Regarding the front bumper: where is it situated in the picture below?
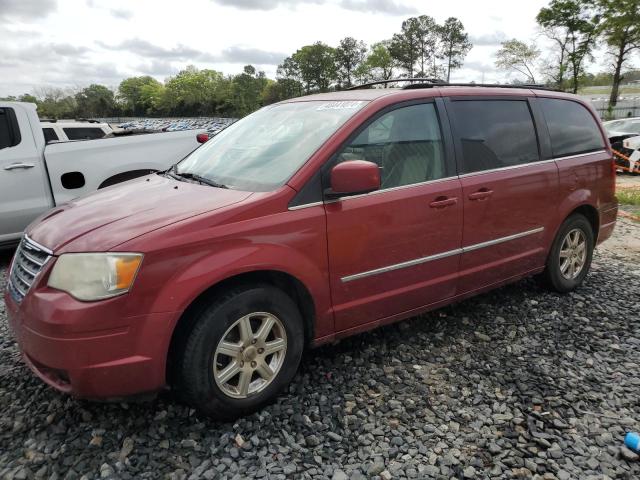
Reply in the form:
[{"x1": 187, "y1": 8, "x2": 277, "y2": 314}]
[{"x1": 4, "y1": 287, "x2": 178, "y2": 399}]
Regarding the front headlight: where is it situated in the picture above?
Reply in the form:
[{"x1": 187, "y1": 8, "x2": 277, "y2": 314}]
[{"x1": 48, "y1": 253, "x2": 143, "y2": 301}]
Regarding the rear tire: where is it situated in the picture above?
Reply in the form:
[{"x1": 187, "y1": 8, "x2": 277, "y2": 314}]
[
  {"x1": 174, "y1": 284, "x2": 304, "y2": 419},
  {"x1": 541, "y1": 214, "x2": 594, "y2": 293}
]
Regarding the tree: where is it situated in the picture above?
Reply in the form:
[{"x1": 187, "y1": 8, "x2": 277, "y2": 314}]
[
  {"x1": 537, "y1": 0, "x2": 600, "y2": 93},
  {"x1": 118, "y1": 76, "x2": 164, "y2": 115},
  {"x1": 262, "y1": 78, "x2": 304, "y2": 104},
  {"x1": 597, "y1": 0, "x2": 640, "y2": 107},
  {"x1": 389, "y1": 18, "x2": 421, "y2": 77},
  {"x1": 34, "y1": 87, "x2": 77, "y2": 119},
  {"x1": 232, "y1": 65, "x2": 269, "y2": 116},
  {"x1": 439, "y1": 17, "x2": 472, "y2": 82},
  {"x1": 75, "y1": 84, "x2": 116, "y2": 117},
  {"x1": 365, "y1": 41, "x2": 396, "y2": 82},
  {"x1": 290, "y1": 42, "x2": 337, "y2": 93},
  {"x1": 335, "y1": 37, "x2": 367, "y2": 88},
  {"x1": 161, "y1": 66, "x2": 229, "y2": 116},
  {"x1": 495, "y1": 39, "x2": 541, "y2": 83}
]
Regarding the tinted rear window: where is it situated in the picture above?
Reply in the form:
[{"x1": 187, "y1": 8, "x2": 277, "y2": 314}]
[
  {"x1": 43, "y1": 127, "x2": 59, "y2": 143},
  {"x1": 63, "y1": 127, "x2": 105, "y2": 140},
  {"x1": 0, "y1": 108, "x2": 21, "y2": 150},
  {"x1": 539, "y1": 98, "x2": 605, "y2": 157},
  {"x1": 448, "y1": 99, "x2": 539, "y2": 174}
]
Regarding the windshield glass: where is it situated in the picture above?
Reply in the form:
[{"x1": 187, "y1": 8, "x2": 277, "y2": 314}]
[
  {"x1": 607, "y1": 119, "x2": 640, "y2": 134},
  {"x1": 176, "y1": 100, "x2": 367, "y2": 191}
]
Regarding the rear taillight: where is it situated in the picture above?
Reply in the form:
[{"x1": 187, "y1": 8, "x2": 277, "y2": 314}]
[
  {"x1": 196, "y1": 133, "x2": 209, "y2": 144},
  {"x1": 611, "y1": 155, "x2": 617, "y2": 194}
]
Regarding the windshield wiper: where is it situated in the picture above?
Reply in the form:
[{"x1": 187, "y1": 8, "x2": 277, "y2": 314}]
[{"x1": 173, "y1": 170, "x2": 228, "y2": 189}]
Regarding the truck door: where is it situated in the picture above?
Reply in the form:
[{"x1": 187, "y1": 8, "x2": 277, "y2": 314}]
[{"x1": 0, "y1": 105, "x2": 51, "y2": 244}]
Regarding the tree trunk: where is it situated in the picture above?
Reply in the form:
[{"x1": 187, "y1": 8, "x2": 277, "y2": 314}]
[{"x1": 609, "y1": 42, "x2": 626, "y2": 108}]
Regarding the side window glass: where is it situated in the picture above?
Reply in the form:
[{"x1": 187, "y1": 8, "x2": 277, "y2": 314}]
[
  {"x1": 43, "y1": 128, "x2": 59, "y2": 143},
  {"x1": 0, "y1": 108, "x2": 21, "y2": 150},
  {"x1": 539, "y1": 98, "x2": 606, "y2": 157},
  {"x1": 63, "y1": 127, "x2": 106, "y2": 140},
  {"x1": 449, "y1": 100, "x2": 539, "y2": 174},
  {"x1": 336, "y1": 103, "x2": 446, "y2": 189}
]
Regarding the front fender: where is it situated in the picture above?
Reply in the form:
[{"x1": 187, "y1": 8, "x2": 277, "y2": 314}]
[{"x1": 123, "y1": 206, "x2": 333, "y2": 340}]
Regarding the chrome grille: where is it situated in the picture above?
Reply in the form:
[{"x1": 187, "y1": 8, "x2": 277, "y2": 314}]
[{"x1": 8, "y1": 236, "x2": 52, "y2": 303}]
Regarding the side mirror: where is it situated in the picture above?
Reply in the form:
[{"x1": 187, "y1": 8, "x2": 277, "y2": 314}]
[{"x1": 327, "y1": 160, "x2": 381, "y2": 198}]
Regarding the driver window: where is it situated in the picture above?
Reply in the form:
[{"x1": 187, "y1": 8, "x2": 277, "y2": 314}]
[{"x1": 336, "y1": 103, "x2": 446, "y2": 189}]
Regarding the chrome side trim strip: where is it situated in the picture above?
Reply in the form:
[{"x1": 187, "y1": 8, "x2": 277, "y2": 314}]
[
  {"x1": 325, "y1": 176, "x2": 457, "y2": 204},
  {"x1": 288, "y1": 201, "x2": 324, "y2": 211},
  {"x1": 340, "y1": 227, "x2": 544, "y2": 283},
  {"x1": 341, "y1": 248, "x2": 462, "y2": 283},
  {"x1": 456, "y1": 150, "x2": 606, "y2": 179},
  {"x1": 553, "y1": 150, "x2": 607, "y2": 162},
  {"x1": 457, "y1": 158, "x2": 556, "y2": 179},
  {"x1": 462, "y1": 227, "x2": 544, "y2": 253}
]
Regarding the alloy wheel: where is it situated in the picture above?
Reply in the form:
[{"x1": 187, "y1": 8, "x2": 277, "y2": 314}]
[
  {"x1": 559, "y1": 228, "x2": 587, "y2": 280},
  {"x1": 213, "y1": 312, "x2": 287, "y2": 399}
]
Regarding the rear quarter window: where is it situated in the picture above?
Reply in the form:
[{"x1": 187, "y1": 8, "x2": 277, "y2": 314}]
[
  {"x1": 63, "y1": 127, "x2": 106, "y2": 140},
  {"x1": 539, "y1": 98, "x2": 605, "y2": 158},
  {"x1": 0, "y1": 108, "x2": 21, "y2": 150},
  {"x1": 43, "y1": 127, "x2": 59, "y2": 143}
]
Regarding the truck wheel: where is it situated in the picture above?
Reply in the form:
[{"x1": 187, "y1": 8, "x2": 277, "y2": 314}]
[
  {"x1": 175, "y1": 284, "x2": 304, "y2": 419},
  {"x1": 541, "y1": 214, "x2": 594, "y2": 293}
]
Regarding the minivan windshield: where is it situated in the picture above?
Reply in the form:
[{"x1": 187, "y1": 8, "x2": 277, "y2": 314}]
[{"x1": 176, "y1": 100, "x2": 367, "y2": 191}]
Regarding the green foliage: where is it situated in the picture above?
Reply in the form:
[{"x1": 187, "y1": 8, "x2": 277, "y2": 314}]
[
  {"x1": 495, "y1": 39, "x2": 541, "y2": 83},
  {"x1": 537, "y1": 0, "x2": 600, "y2": 93},
  {"x1": 617, "y1": 187, "x2": 640, "y2": 206},
  {"x1": 291, "y1": 42, "x2": 337, "y2": 93},
  {"x1": 439, "y1": 17, "x2": 472, "y2": 82},
  {"x1": 335, "y1": 37, "x2": 367, "y2": 88},
  {"x1": 75, "y1": 84, "x2": 117, "y2": 117},
  {"x1": 388, "y1": 15, "x2": 471, "y2": 80},
  {"x1": 596, "y1": 0, "x2": 640, "y2": 106},
  {"x1": 118, "y1": 76, "x2": 164, "y2": 116},
  {"x1": 364, "y1": 41, "x2": 396, "y2": 82}
]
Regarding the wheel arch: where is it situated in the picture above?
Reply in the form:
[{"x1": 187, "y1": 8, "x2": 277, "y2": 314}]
[
  {"x1": 166, "y1": 269, "x2": 316, "y2": 385},
  {"x1": 567, "y1": 203, "x2": 599, "y2": 241}
]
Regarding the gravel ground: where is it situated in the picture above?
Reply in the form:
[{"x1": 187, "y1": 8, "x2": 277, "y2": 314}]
[{"x1": 1, "y1": 218, "x2": 639, "y2": 480}]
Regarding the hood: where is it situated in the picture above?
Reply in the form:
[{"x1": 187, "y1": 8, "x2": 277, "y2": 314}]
[{"x1": 27, "y1": 174, "x2": 252, "y2": 252}]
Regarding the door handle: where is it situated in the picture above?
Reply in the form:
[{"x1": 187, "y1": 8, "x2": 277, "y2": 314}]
[
  {"x1": 468, "y1": 189, "x2": 493, "y2": 201},
  {"x1": 4, "y1": 163, "x2": 35, "y2": 170},
  {"x1": 429, "y1": 196, "x2": 458, "y2": 208}
]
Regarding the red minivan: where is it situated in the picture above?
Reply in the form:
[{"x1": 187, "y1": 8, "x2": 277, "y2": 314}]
[{"x1": 5, "y1": 83, "x2": 617, "y2": 418}]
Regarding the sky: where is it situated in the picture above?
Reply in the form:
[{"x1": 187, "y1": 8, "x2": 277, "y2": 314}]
[{"x1": 0, "y1": 0, "x2": 611, "y2": 97}]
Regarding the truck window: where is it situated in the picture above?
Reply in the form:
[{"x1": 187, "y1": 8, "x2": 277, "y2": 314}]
[
  {"x1": 448, "y1": 99, "x2": 539, "y2": 174},
  {"x1": 0, "y1": 108, "x2": 22, "y2": 150},
  {"x1": 63, "y1": 127, "x2": 106, "y2": 140},
  {"x1": 539, "y1": 98, "x2": 605, "y2": 158},
  {"x1": 43, "y1": 128, "x2": 59, "y2": 143}
]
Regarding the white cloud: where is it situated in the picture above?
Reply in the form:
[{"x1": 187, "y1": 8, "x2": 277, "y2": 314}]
[{"x1": 0, "y1": 0, "x2": 608, "y2": 96}]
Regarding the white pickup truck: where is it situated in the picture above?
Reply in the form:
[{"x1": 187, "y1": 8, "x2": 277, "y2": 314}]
[{"x1": 0, "y1": 102, "x2": 207, "y2": 248}]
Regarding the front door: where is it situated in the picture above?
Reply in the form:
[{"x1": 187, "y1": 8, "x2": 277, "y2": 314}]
[
  {"x1": 445, "y1": 97, "x2": 559, "y2": 293},
  {"x1": 0, "y1": 106, "x2": 51, "y2": 243},
  {"x1": 325, "y1": 101, "x2": 463, "y2": 332}
]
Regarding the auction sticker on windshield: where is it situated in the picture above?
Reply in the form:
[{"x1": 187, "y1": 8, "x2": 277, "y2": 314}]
[{"x1": 316, "y1": 101, "x2": 365, "y2": 111}]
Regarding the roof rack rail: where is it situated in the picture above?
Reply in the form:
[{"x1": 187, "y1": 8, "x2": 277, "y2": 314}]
[
  {"x1": 347, "y1": 78, "x2": 446, "y2": 90},
  {"x1": 348, "y1": 78, "x2": 562, "y2": 92},
  {"x1": 403, "y1": 82, "x2": 561, "y2": 92},
  {"x1": 40, "y1": 118, "x2": 57, "y2": 123}
]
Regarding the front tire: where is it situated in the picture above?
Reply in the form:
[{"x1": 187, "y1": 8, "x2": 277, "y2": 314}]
[
  {"x1": 541, "y1": 214, "x2": 594, "y2": 293},
  {"x1": 175, "y1": 284, "x2": 304, "y2": 419}
]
